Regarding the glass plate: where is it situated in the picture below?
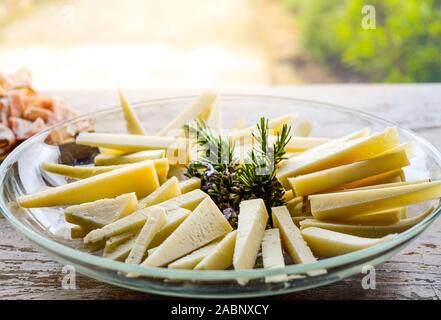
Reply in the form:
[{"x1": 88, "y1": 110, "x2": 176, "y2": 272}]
[{"x1": 1, "y1": 95, "x2": 440, "y2": 298}]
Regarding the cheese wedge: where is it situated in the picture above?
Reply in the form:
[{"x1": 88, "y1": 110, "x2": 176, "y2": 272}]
[
  {"x1": 328, "y1": 169, "x2": 404, "y2": 192},
  {"x1": 104, "y1": 230, "x2": 139, "y2": 254},
  {"x1": 103, "y1": 237, "x2": 136, "y2": 261},
  {"x1": 272, "y1": 206, "x2": 318, "y2": 266},
  {"x1": 138, "y1": 177, "x2": 181, "y2": 209},
  {"x1": 70, "y1": 225, "x2": 88, "y2": 239},
  {"x1": 18, "y1": 160, "x2": 159, "y2": 208},
  {"x1": 277, "y1": 127, "x2": 400, "y2": 188},
  {"x1": 300, "y1": 207, "x2": 434, "y2": 238},
  {"x1": 301, "y1": 227, "x2": 396, "y2": 257},
  {"x1": 195, "y1": 230, "x2": 237, "y2": 270},
  {"x1": 261, "y1": 228, "x2": 287, "y2": 283},
  {"x1": 288, "y1": 149, "x2": 410, "y2": 196},
  {"x1": 149, "y1": 208, "x2": 191, "y2": 248},
  {"x1": 282, "y1": 189, "x2": 294, "y2": 202},
  {"x1": 64, "y1": 193, "x2": 138, "y2": 229},
  {"x1": 141, "y1": 197, "x2": 232, "y2": 267},
  {"x1": 343, "y1": 207, "x2": 406, "y2": 224},
  {"x1": 126, "y1": 207, "x2": 167, "y2": 265},
  {"x1": 99, "y1": 147, "x2": 129, "y2": 156},
  {"x1": 179, "y1": 177, "x2": 202, "y2": 194},
  {"x1": 118, "y1": 89, "x2": 146, "y2": 135},
  {"x1": 154, "y1": 189, "x2": 208, "y2": 211},
  {"x1": 94, "y1": 150, "x2": 165, "y2": 166},
  {"x1": 233, "y1": 199, "x2": 268, "y2": 270},
  {"x1": 168, "y1": 241, "x2": 219, "y2": 269},
  {"x1": 284, "y1": 137, "x2": 331, "y2": 153},
  {"x1": 286, "y1": 196, "x2": 305, "y2": 216},
  {"x1": 291, "y1": 215, "x2": 311, "y2": 227},
  {"x1": 310, "y1": 181, "x2": 441, "y2": 220},
  {"x1": 157, "y1": 91, "x2": 218, "y2": 137}
]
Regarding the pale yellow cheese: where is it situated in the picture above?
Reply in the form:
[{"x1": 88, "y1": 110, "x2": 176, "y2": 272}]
[
  {"x1": 18, "y1": 160, "x2": 159, "y2": 208},
  {"x1": 233, "y1": 199, "x2": 268, "y2": 270},
  {"x1": 286, "y1": 196, "x2": 304, "y2": 216},
  {"x1": 282, "y1": 189, "x2": 294, "y2": 202},
  {"x1": 343, "y1": 207, "x2": 406, "y2": 224},
  {"x1": 179, "y1": 177, "x2": 202, "y2": 194},
  {"x1": 149, "y1": 208, "x2": 191, "y2": 248},
  {"x1": 300, "y1": 207, "x2": 434, "y2": 238},
  {"x1": 261, "y1": 228, "x2": 287, "y2": 283},
  {"x1": 94, "y1": 150, "x2": 165, "y2": 166},
  {"x1": 195, "y1": 230, "x2": 237, "y2": 270},
  {"x1": 104, "y1": 230, "x2": 139, "y2": 254},
  {"x1": 291, "y1": 215, "x2": 311, "y2": 227},
  {"x1": 271, "y1": 206, "x2": 318, "y2": 266},
  {"x1": 288, "y1": 149, "x2": 410, "y2": 196},
  {"x1": 103, "y1": 237, "x2": 136, "y2": 261},
  {"x1": 284, "y1": 137, "x2": 331, "y2": 153},
  {"x1": 118, "y1": 89, "x2": 146, "y2": 135},
  {"x1": 310, "y1": 181, "x2": 441, "y2": 220},
  {"x1": 291, "y1": 119, "x2": 312, "y2": 137},
  {"x1": 154, "y1": 189, "x2": 208, "y2": 211},
  {"x1": 141, "y1": 197, "x2": 232, "y2": 267},
  {"x1": 65, "y1": 193, "x2": 138, "y2": 229},
  {"x1": 277, "y1": 127, "x2": 400, "y2": 188},
  {"x1": 126, "y1": 207, "x2": 167, "y2": 265},
  {"x1": 138, "y1": 177, "x2": 181, "y2": 209},
  {"x1": 168, "y1": 241, "x2": 219, "y2": 269},
  {"x1": 328, "y1": 169, "x2": 404, "y2": 192},
  {"x1": 70, "y1": 225, "x2": 88, "y2": 239},
  {"x1": 301, "y1": 227, "x2": 396, "y2": 257}
]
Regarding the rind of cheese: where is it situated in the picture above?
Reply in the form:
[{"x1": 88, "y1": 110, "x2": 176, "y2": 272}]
[
  {"x1": 65, "y1": 193, "x2": 138, "y2": 229},
  {"x1": 104, "y1": 230, "x2": 139, "y2": 253},
  {"x1": 168, "y1": 241, "x2": 219, "y2": 269},
  {"x1": 328, "y1": 169, "x2": 404, "y2": 192},
  {"x1": 18, "y1": 160, "x2": 159, "y2": 208},
  {"x1": 310, "y1": 181, "x2": 441, "y2": 220},
  {"x1": 271, "y1": 206, "x2": 317, "y2": 266},
  {"x1": 103, "y1": 237, "x2": 136, "y2": 261},
  {"x1": 179, "y1": 177, "x2": 202, "y2": 194},
  {"x1": 94, "y1": 150, "x2": 165, "y2": 166},
  {"x1": 118, "y1": 89, "x2": 146, "y2": 135},
  {"x1": 141, "y1": 197, "x2": 232, "y2": 267},
  {"x1": 261, "y1": 228, "x2": 287, "y2": 283},
  {"x1": 277, "y1": 127, "x2": 399, "y2": 188},
  {"x1": 300, "y1": 207, "x2": 434, "y2": 238},
  {"x1": 233, "y1": 199, "x2": 268, "y2": 270},
  {"x1": 285, "y1": 137, "x2": 331, "y2": 153},
  {"x1": 154, "y1": 189, "x2": 208, "y2": 211},
  {"x1": 138, "y1": 177, "x2": 181, "y2": 209},
  {"x1": 126, "y1": 207, "x2": 167, "y2": 265},
  {"x1": 301, "y1": 227, "x2": 396, "y2": 257},
  {"x1": 157, "y1": 91, "x2": 218, "y2": 137},
  {"x1": 288, "y1": 149, "x2": 410, "y2": 196},
  {"x1": 195, "y1": 230, "x2": 237, "y2": 270},
  {"x1": 343, "y1": 207, "x2": 406, "y2": 224}
]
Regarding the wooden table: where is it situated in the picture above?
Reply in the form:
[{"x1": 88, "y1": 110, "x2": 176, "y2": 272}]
[{"x1": 1, "y1": 85, "x2": 440, "y2": 300}]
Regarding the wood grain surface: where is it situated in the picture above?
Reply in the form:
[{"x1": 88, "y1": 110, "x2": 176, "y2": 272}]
[{"x1": 1, "y1": 85, "x2": 440, "y2": 300}]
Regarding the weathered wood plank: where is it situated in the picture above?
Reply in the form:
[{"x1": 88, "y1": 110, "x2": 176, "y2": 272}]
[{"x1": 1, "y1": 85, "x2": 440, "y2": 300}]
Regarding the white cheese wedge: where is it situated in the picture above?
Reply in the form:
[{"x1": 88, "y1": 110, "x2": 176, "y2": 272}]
[
  {"x1": 310, "y1": 181, "x2": 441, "y2": 220},
  {"x1": 271, "y1": 206, "x2": 319, "y2": 269},
  {"x1": 168, "y1": 241, "x2": 219, "y2": 269},
  {"x1": 149, "y1": 208, "x2": 191, "y2": 248},
  {"x1": 103, "y1": 236, "x2": 137, "y2": 261},
  {"x1": 288, "y1": 149, "x2": 410, "y2": 196},
  {"x1": 141, "y1": 197, "x2": 232, "y2": 267},
  {"x1": 233, "y1": 199, "x2": 268, "y2": 270},
  {"x1": 126, "y1": 207, "x2": 167, "y2": 265},
  {"x1": 157, "y1": 91, "x2": 218, "y2": 137},
  {"x1": 195, "y1": 230, "x2": 237, "y2": 270},
  {"x1": 154, "y1": 189, "x2": 208, "y2": 211},
  {"x1": 261, "y1": 228, "x2": 287, "y2": 283},
  {"x1": 291, "y1": 215, "x2": 311, "y2": 227},
  {"x1": 138, "y1": 177, "x2": 181, "y2": 209},
  {"x1": 94, "y1": 150, "x2": 165, "y2": 166},
  {"x1": 118, "y1": 89, "x2": 146, "y2": 135},
  {"x1": 65, "y1": 193, "x2": 138, "y2": 229},
  {"x1": 277, "y1": 127, "x2": 400, "y2": 188},
  {"x1": 18, "y1": 160, "x2": 159, "y2": 208},
  {"x1": 104, "y1": 230, "x2": 139, "y2": 254},
  {"x1": 179, "y1": 177, "x2": 202, "y2": 194},
  {"x1": 300, "y1": 206, "x2": 434, "y2": 238},
  {"x1": 301, "y1": 227, "x2": 396, "y2": 257}
]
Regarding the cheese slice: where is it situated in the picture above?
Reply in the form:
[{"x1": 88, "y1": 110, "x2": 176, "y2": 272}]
[
  {"x1": 195, "y1": 230, "x2": 237, "y2": 270},
  {"x1": 126, "y1": 207, "x2": 167, "y2": 265},
  {"x1": 328, "y1": 169, "x2": 404, "y2": 192},
  {"x1": 104, "y1": 230, "x2": 139, "y2": 254},
  {"x1": 168, "y1": 241, "x2": 219, "y2": 269},
  {"x1": 233, "y1": 199, "x2": 268, "y2": 270},
  {"x1": 343, "y1": 207, "x2": 406, "y2": 224},
  {"x1": 288, "y1": 149, "x2": 410, "y2": 196},
  {"x1": 141, "y1": 197, "x2": 232, "y2": 267},
  {"x1": 179, "y1": 177, "x2": 202, "y2": 194},
  {"x1": 310, "y1": 181, "x2": 441, "y2": 220},
  {"x1": 103, "y1": 236, "x2": 137, "y2": 261},
  {"x1": 94, "y1": 150, "x2": 165, "y2": 166},
  {"x1": 301, "y1": 227, "x2": 396, "y2": 257},
  {"x1": 284, "y1": 137, "x2": 331, "y2": 153},
  {"x1": 300, "y1": 206, "x2": 434, "y2": 238},
  {"x1": 291, "y1": 119, "x2": 312, "y2": 137},
  {"x1": 271, "y1": 206, "x2": 318, "y2": 267},
  {"x1": 64, "y1": 193, "x2": 138, "y2": 229},
  {"x1": 154, "y1": 189, "x2": 208, "y2": 211},
  {"x1": 149, "y1": 208, "x2": 191, "y2": 248},
  {"x1": 118, "y1": 89, "x2": 146, "y2": 135},
  {"x1": 282, "y1": 189, "x2": 294, "y2": 202},
  {"x1": 18, "y1": 160, "x2": 159, "y2": 208},
  {"x1": 261, "y1": 228, "x2": 287, "y2": 283},
  {"x1": 99, "y1": 147, "x2": 129, "y2": 156},
  {"x1": 286, "y1": 196, "x2": 304, "y2": 216},
  {"x1": 70, "y1": 225, "x2": 88, "y2": 239},
  {"x1": 291, "y1": 215, "x2": 311, "y2": 227},
  {"x1": 277, "y1": 127, "x2": 400, "y2": 188},
  {"x1": 138, "y1": 177, "x2": 181, "y2": 209}
]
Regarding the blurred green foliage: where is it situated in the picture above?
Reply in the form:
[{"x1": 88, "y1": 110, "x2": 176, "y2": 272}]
[{"x1": 281, "y1": 0, "x2": 441, "y2": 82}]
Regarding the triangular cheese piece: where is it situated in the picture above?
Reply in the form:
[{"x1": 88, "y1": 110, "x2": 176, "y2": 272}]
[
  {"x1": 168, "y1": 241, "x2": 219, "y2": 269},
  {"x1": 138, "y1": 177, "x2": 181, "y2": 209},
  {"x1": 195, "y1": 230, "x2": 237, "y2": 270},
  {"x1": 179, "y1": 177, "x2": 201, "y2": 194},
  {"x1": 154, "y1": 189, "x2": 208, "y2": 211},
  {"x1": 261, "y1": 228, "x2": 287, "y2": 283},
  {"x1": 118, "y1": 89, "x2": 146, "y2": 135}
]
